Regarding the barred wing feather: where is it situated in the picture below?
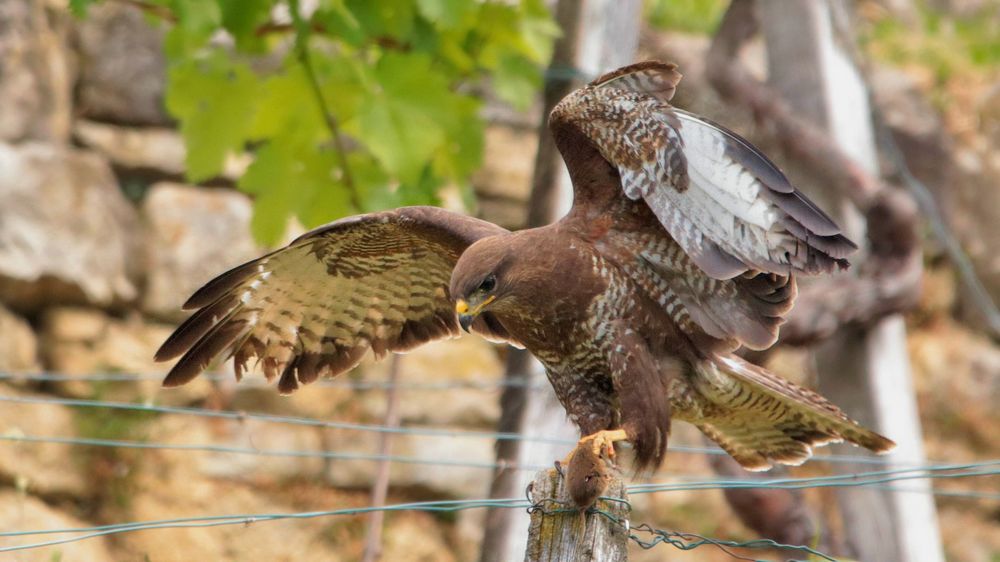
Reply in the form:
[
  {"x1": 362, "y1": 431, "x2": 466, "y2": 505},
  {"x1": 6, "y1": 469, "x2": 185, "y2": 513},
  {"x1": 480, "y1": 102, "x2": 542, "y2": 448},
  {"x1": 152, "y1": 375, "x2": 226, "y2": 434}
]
[
  {"x1": 554, "y1": 61, "x2": 857, "y2": 280},
  {"x1": 155, "y1": 206, "x2": 513, "y2": 394}
]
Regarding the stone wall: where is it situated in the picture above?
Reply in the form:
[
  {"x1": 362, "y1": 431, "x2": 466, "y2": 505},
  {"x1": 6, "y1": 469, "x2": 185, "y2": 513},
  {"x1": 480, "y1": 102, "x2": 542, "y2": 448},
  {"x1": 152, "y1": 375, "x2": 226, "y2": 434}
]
[{"x1": 0, "y1": 2, "x2": 526, "y2": 559}]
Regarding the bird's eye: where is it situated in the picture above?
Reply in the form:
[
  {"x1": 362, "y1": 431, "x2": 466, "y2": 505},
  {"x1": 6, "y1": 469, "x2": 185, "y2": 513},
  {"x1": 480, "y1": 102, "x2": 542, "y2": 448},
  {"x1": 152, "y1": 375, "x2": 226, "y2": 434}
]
[{"x1": 478, "y1": 274, "x2": 496, "y2": 293}]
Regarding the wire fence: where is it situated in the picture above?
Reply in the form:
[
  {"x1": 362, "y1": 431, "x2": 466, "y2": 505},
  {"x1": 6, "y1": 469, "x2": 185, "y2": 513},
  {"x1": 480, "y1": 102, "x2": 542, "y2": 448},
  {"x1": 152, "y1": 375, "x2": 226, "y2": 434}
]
[
  {"x1": 3, "y1": 452, "x2": 995, "y2": 559},
  {"x1": 0, "y1": 383, "x2": 979, "y2": 469},
  {"x1": 2, "y1": 372, "x2": 998, "y2": 560},
  {"x1": 0, "y1": 391, "x2": 968, "y2": 479},
  {"x1": 0, "y1": 495, "x2": 845, "y2": 560}
]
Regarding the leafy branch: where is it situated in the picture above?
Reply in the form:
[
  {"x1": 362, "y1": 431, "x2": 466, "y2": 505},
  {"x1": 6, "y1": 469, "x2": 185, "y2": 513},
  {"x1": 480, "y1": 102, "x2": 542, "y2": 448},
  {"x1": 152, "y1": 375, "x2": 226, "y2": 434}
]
[
  {"x1": 287, "y1": 0, "x2": 360, "y2": 211},
  {"x1": 73, "y1": 0, "x2": 559, "y2": 245}
]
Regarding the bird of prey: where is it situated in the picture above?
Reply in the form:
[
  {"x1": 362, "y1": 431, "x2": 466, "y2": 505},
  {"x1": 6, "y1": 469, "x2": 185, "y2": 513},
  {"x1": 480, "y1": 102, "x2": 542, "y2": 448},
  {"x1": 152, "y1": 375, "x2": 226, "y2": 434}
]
[{"x1": 155, "y1": 61, "x2": 894, "y2": 481}]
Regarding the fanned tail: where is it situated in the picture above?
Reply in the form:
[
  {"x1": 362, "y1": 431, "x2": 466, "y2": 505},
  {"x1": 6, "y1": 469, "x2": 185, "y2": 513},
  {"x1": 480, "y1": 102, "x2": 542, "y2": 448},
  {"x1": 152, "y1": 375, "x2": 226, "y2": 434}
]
[{"x1": 687, "y1": 354, "x2": 895, "y2": 471}]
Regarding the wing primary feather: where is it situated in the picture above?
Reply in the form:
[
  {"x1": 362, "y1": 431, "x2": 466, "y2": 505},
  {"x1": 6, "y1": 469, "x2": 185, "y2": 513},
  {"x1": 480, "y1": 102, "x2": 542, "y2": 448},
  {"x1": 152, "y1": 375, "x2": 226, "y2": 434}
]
[
  {"x1": 227, "y1": 330, "x2": 257, "y2": 381},
  {"x1": 673, "y1": 108, "x2": 845, "y2": 238},
  {"x1": 319, "y1": 344, "x2": 368, "y2": 377},
  {"x1": 182, "y1": 255, "x2": 275, "y2": 309},
  {"x1": 278, "y1": 357, "x2": 300, "y2": 394},
  {"x1": 163, "y1": 309, "x2": 249, "y2": 387},
  {"x1": 155, "y1": 295, "x2": 239, "y2": 361},
  {"x1": 294, "y1": 353, "x2": 323, "y2": 385}
]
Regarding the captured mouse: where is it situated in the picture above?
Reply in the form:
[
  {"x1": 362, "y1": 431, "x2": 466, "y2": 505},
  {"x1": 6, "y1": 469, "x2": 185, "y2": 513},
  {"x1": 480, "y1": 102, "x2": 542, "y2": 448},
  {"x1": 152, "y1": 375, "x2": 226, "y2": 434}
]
[{"x1": 562, "y1": 440, "x2": 613, "y2": 532}]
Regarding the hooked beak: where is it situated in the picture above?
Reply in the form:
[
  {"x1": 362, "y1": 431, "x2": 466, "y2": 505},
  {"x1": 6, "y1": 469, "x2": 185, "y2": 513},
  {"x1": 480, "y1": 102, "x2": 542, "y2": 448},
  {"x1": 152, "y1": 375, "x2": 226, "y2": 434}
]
[
  {"x1": 455, "y1": 296, "x2": 495, "y2": 333},
  {"x1": 459, "y1": 314, "x2": 474, "y2": 333},
  {"x1": 455, "y1": 299, "x2": 473, "y2": 332}
]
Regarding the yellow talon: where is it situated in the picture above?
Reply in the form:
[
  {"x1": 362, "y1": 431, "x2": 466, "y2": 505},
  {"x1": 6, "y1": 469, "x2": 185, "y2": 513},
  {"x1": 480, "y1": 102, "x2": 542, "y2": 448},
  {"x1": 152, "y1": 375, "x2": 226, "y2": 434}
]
[{"x1": 570, "y1": 428, "x2": 628, "y2": 462}]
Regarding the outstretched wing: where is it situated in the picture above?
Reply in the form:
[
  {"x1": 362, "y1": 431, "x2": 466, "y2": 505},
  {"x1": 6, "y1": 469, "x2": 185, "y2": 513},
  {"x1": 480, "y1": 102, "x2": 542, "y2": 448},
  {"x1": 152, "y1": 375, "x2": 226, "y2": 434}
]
[
  {"x1": 155, "y1": 206, "x2": 512, "y2": 394},
  {"x1": 550, "y1": 60, "x2": 857, "y2": 280}
]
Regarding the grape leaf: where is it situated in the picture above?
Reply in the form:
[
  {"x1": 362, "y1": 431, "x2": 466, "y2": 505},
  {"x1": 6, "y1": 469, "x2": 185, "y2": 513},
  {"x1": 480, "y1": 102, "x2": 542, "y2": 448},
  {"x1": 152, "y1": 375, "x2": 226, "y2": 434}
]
[
  {"x1": 493, "y1": 53, "x2": 542, "y2": 109},
  {"x1": 239, "y1": 138, "x2": 351, "y2": 244},
  {"x1": 166, "y1": 56, "x2": 260, "y2": 181},
  {"x1": 352, "y1": 53, "x2": 457, "y2": 185},
  {"x1": 217, "y1": 0, "x2": 272, "y2": 52},
  {"x1": 347, "y1": 0, "x2": 416, "y2": 41},
  {"x1": 432, "y1": 95, "x2": 483, "y2": 180},
  {"x1": 163, "y1": 0, "x2": 221, "y2": 56},
  {"x1": 416, "y1": 0, "x2": 472, "y2": 28},
  {"x1": 249, "y1": 66, "x2": 326, "y2": 143},
  {"x1": 313, "y1": 0, "x2": 366, "y2": 47},
  {"x1": 88, "y1": 0, "x2": 557, "y2": 246}
]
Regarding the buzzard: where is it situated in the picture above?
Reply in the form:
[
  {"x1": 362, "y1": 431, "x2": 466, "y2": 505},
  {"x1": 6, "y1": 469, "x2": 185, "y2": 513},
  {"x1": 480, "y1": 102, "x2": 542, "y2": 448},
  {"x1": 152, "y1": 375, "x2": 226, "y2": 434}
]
[{"x1": 156, "y1": 61, "x2": 893, "y2": 480}]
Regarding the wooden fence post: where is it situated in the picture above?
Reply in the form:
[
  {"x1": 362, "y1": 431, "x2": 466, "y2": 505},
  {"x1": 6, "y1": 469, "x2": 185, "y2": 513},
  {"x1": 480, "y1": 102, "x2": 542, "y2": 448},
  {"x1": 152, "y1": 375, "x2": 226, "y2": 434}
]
[{"x1": 524, "y1": 468, "x2": 629, "y2": 562}]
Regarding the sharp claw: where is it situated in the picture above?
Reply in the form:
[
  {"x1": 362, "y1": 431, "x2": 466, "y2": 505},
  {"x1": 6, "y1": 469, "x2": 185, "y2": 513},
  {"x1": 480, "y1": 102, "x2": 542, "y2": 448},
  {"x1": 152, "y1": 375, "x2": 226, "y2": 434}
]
[{"x1": 575, "y1": 429, "x2": 627, "y2": 465}]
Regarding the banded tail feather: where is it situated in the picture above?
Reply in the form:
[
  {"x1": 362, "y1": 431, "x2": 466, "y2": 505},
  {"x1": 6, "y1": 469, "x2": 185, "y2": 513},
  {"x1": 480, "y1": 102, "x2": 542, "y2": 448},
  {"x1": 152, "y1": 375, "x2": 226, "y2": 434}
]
[{"x1": 686, "y1": 354, "x2": 894, "y2": 471}]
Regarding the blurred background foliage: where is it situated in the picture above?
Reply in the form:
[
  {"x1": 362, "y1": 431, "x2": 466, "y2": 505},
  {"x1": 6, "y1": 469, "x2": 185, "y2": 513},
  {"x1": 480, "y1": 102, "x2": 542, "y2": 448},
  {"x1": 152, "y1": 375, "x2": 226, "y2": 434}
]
[
  {"x1": 644, "y1": 0, "x2": 727, "y2": 34},
  {"x1": 62, "y1": 0, "x2": 999, "y2": 249},
  {"x1": 860, "y1": 0, "x2": 1000, "y2": 129},
  {"x1": 70, "y1": 0, "x2": 559, "y2": 245}
]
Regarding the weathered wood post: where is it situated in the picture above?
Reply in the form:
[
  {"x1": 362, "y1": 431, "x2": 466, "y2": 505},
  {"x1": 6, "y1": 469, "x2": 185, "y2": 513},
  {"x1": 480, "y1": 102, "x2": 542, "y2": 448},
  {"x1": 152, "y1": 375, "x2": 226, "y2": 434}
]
[{"x1": 524, "y1": 468, "x2": 630, "y2": 562}]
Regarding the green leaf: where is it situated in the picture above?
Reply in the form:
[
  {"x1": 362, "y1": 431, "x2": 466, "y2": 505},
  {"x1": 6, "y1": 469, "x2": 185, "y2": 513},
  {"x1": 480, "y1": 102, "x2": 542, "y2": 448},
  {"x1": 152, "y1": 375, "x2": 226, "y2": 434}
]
[
  {"x1": 517, "y1": 0, "x2": 559, "y2": 64},
  {"x1": 317, "y1": 55, "x2": 370, "y2": 124},
  {"x1": 297, "y1": 157, "x2": 353, "y2": 228},
  {"x1": 400, "y1": 166, "x2": 444, "y2": 206},
  {"x1": 416, "y1": 0, "x2": 472, "y2": 28},
  {"x1": 163, "y1": 0, "x2": 221, "y2": 56},
  {"x1": 352, "y1": 53, "x2": 456, "y2": 184},
  {"x1": 239, "y1": 139, "x2": 351, "y2": 244},
  {"x1": 493, "y1": 53, "x2": 541, "y2": 109},
  {"x1": 166, "y1": 55, "x2": 260, "y2": 181},
  {"x1": 133, "y1": 0, "x2": 557, "y2": 242},
  {"x1": 69, "y1": 0, "x2": 98, "y2": 17},
  {"x1": 249, "y1": 66, "x2": 326, "y2": 143},
  {"x1": 473, "y1": 1, "x2": 556, "y2": 69},
  {"x1": 347, "y1": 0, "x2": 416, "y2": 41},
  {"x1": 644, "y1": 0, "x2": 727, "y2": 34},
  {"x1": 431, "y1": 96, "x2": 483, "y2": 180},
  {"x1": 248, "y1": 184, "x2": 297, "y2": 247},
  {"x1": 433, "y1": 29, "x2": 476, "y2": 73},
  {"x1": 349, "y1": 152, "x2": 399, "y2": 211},
  {"x1": 314, "y1": 0, "x2": 367, "y2": 46},
  {"x1": 217, "y1": 0, "x2": 273, "y2": 52},
  {"x1": 239, "y1": 143, "x2": 297, "y2": 244}
]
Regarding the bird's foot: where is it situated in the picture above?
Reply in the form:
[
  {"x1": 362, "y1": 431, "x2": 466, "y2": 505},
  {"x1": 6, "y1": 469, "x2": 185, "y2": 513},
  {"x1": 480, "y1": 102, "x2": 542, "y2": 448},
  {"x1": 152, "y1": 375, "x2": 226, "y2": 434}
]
[
  {"x1": 576, "y1": 428, "x2": 629, "y2": 461},
  {"x1": 559, "y1": 428, "x2": 628, "y2": 470}
]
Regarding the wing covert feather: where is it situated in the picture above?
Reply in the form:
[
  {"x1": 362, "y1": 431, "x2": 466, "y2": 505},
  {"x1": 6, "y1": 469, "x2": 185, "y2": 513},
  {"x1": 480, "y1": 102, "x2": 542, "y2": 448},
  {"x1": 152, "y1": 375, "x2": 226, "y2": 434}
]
[{"x1": 156, "y1": 206, "x2": 511, "y2": 392}]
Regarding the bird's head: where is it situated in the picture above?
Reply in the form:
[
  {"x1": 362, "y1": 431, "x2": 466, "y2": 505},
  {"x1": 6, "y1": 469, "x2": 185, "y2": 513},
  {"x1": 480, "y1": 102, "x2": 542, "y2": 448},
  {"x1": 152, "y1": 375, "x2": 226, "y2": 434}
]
[{"x1": 450, "y1": 236, "x2": 515, "y2": 332}]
